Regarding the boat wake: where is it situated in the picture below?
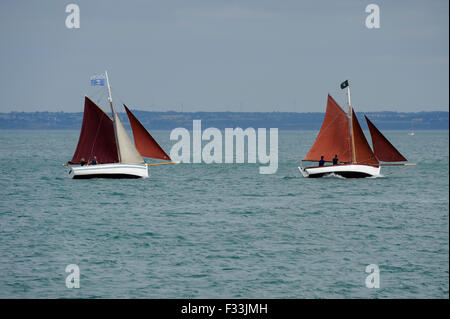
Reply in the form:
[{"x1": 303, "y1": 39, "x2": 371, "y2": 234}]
[
  {"x1": 282, "y1": 176, "x2": 298, "y2": 180},
  {"x1": 366, "y1": 174, "x2": 386, "y2": 179},
  {"x1": 323, "y1": 173, "x2": 346, "y2": 179},
  {"x1": 323, "y1": 173, "x2": 386, "y2": 179},
  {"x1": 367, "y1": 174, "x2": 385, "y2": 179}
]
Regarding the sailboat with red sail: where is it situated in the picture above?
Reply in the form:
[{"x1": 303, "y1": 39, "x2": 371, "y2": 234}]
[
  {"x1": 66, "y1": 71, "x2": 173, "y2": 179},
  {"x1": 299, "y1": 80, "x2": 414, "y2": 178}
]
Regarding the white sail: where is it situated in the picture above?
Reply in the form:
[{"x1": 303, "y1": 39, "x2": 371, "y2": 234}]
[{"x1": 114, "y1": 114, "x2": 144, "y2": 164}]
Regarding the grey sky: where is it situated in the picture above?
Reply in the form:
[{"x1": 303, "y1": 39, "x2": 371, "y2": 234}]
[{"x1": 0, "y1": 0, "x2": 448, "y2": 112}]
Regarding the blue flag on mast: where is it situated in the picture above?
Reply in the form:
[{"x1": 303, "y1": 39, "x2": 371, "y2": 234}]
[{"x1": 90, "y1": 74, "x2": 105, "y2": 86}]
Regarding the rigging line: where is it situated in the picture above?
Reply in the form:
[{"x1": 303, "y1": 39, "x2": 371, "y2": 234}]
[
  {"x1": 108, "y1": 86, "x2": 136, "y2": 129},
  {"x1": 110, "y1": 85, "x2": 151, "y2": 113},
  {"x1": 109, "y1": 85, "x2": 127, "y2": 107},
  {"x1": 90, "y1": 115, "x2": 104, "y2": 159},
  {"x1": 91, "y1": 88, "x2": 108, "y2": 108},
  {"x1": 90, "y1": 86, "x2": 104, "y2": 100},
  {"x1": 313, "y1": 114, "x2": 340, "y2": 139}
]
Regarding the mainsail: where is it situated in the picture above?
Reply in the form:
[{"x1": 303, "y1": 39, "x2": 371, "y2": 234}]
[
  {"x1": 364, "y1": 115, "x2": 407, "y2": 162},
  {"x1": 303, "y1": 94, "x2": 352, "y2": 162},
  {"x1": 124, "y1": 105, "x2": 171, "y2": 161},
  {"x1": 71, "y1": 97, "x2": 119, "y2": 164},
  {"x1": 351, "y1": 112, "x2": 379, "y2": 166}
]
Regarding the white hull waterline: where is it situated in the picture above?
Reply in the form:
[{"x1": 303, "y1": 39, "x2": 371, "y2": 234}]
[
  {"x1": 69, "y1": 163, "x2": 149, "y2": 179},
  {"x1": 298, "y1": 164, "x2": 381, "y2": 178}
]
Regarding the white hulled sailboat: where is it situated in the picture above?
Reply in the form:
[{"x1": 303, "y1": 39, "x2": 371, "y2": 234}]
[
  {"x1": 299, "y1": 80, "x2": 414, "y2": 178},
  {"x1": 66, "y1": 71, "x2": 172, "y2": 179}
]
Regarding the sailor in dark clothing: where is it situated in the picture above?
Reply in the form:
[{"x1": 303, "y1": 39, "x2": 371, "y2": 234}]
[
  {"x1": 319, "y1": 156, "x2": 325, "y2": 167},
  {"x1": 90, "y1": 156, "x2": 97, "y2": 165},
  {"x1": 80, "y1": 158, "x2": 87, "y2": 166},
  {"x1": 332, "y1": 154, "x2": 338, "y2": 165}
]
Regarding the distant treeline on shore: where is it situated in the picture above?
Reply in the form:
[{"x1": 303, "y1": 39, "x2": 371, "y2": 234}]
[{"x1": 0, "y1": 111, "x2": 448, "y2": 130}]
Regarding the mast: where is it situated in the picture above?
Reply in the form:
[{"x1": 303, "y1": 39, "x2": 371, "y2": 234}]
[
  {"x1": 105, "y1": 70, "x2": 121, "y2": 162},
  {"x1": 347, "y1": 83, "x2": 356, "y2": 163}
]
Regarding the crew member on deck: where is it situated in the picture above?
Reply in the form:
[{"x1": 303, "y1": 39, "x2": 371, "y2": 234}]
[
  {"x1": 80, "y1": 158, "x2": 87, "y2": 166},
  {"x1": 319, "y1": 156, "x2": 325, "y2": 167},
  {"x1": 90, "y1": 156, "x2": 97, "y2": 165},
  {"x1": 332, "y1": 154, "x2": 339, "y2": 165}
]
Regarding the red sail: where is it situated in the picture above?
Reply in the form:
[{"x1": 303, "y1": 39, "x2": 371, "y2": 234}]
[
  {"x1": 351, "y1": 112, "x2": 379, "y2": 166},
  {"x1": 364, "y1": 115, "x2": 407, "y2": 162},
  {"x1": 304, "y1": 94, "x2": 352, "y2": 162},
  {"x1": 124, "y1": 105, "x2": 171, "y2": 161},
  {"x1": 71, "y1": 97, "x2": 119, "y2": 164}
]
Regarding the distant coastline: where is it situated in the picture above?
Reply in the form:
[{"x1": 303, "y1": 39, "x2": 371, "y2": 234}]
[{"x1": 0, "y1": 111, "x2": 448, "y2": 130}]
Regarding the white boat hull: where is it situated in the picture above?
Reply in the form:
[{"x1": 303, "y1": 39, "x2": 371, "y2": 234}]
[
  {"x1": 68, "y1": 163, "x2": 149, "y2": 179},
  {"x1": 298, "y1": 164, "x2": 380, "y2": 178}
]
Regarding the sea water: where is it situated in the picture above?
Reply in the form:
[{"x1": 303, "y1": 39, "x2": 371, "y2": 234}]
[{"x1": 0, "y1": 130, "x2": 448, "y2": 298}]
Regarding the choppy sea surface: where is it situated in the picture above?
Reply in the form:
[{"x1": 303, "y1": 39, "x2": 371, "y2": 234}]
[{"x1": 0, "y1": 130, "x2": 448, "y2": 298}]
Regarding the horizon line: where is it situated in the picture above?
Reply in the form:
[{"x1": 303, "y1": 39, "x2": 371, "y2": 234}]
[{"x1": 1, "y1": 109, "x2": 449, "y2": 114}]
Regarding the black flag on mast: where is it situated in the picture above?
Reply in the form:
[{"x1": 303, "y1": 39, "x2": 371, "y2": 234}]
[{"x1": 340, "y1": 80, "x2": 349, "y2": 89}]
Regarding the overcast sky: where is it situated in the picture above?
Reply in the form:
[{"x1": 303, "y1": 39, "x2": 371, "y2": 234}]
[{"x1": 0, "y1": 0, "x2": 448, "y2": 112}]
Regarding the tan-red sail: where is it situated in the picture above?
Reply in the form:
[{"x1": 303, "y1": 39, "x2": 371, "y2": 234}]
[
  {"x1": 364, "y1": 115, "x2": 407, "y2": 162},
  {"x1": 351, "y1": 112, "x2": 379, "y2": 166},
  {"x1": 304, "y1": 94, "x2": 352, "y2": 162},
  {"x1": 124, "y1": 105, "x2": 171, "y2": 161},
  {"x1": 71, "y1": 97, "x2": 119, "y2": 164}
]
